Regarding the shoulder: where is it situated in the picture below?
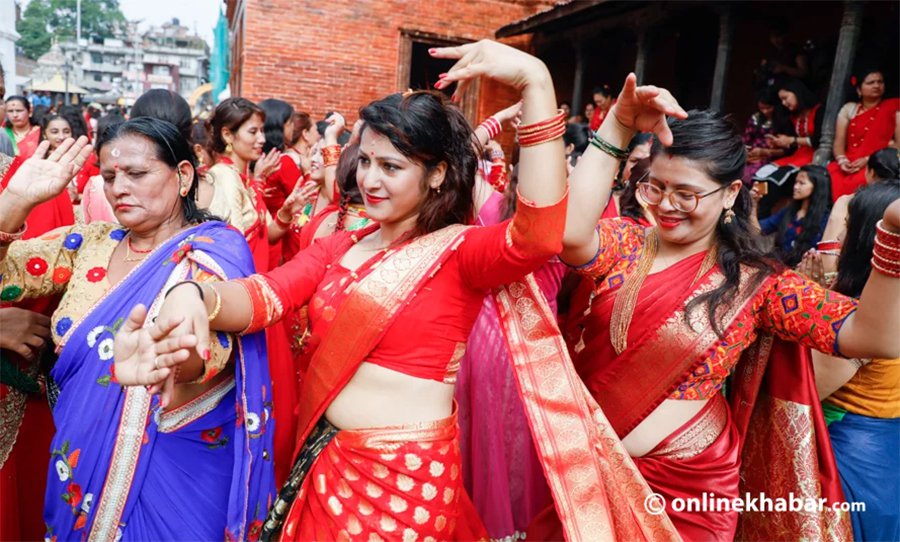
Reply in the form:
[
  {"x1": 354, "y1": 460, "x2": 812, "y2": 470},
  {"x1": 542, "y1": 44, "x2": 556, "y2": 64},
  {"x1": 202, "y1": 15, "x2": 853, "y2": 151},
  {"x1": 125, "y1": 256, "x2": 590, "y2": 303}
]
[
  {"x1": 206, "y1": 163, "x2": 242, "y2": 184},
  {"x1": 839, "y1": 102, "x2": 857, "y2": 117}
]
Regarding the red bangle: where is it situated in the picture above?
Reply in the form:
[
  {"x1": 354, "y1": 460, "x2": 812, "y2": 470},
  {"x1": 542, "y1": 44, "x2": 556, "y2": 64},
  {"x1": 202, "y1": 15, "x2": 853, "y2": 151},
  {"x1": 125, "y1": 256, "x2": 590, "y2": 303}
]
[
  {"x1": 816, "y1": 240, "x2": 842, "y2": 252},
  {"x1": 518, "y1": 121, "x2": 566, "y2": 147},
  {"x1": 874, "y1": 239, "x2": 900, "y2": 260},
  {"x1": 322, "y1": 145, "x2": 341, "y2": 167},
  {"x1": 876, "y1": 220, "x2": 900, "y2": 249},
  {"x1": 274, "y1": 211, "x2": 292, "y2": 229},
  {"x1": 478, "y1": 117, "x2": 502, "y2": 140},
  {"x1": 517, "y1": 109, "x2": 566, "y2": 135},
  {"x1": 871, "y1": 256, "x2": 900, "y2": 278}
]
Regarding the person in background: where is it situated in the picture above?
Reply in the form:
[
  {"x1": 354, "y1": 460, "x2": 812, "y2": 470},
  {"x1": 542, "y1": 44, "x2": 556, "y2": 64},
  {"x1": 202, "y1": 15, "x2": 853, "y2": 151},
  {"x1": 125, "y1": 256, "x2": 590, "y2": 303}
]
[
  {"x1": 589, "y1": 84, "x2": 615, "y2": 131},
  {"x1": 584, "y1": 102, "x2": 595, "y2": 126},
  {"x1": 753, "y1": 164, "x2": 832, "y2": 266},
  {"x1": 767, "y1": 78, "x2": 823, "y2": 167},
  {"x1": 3, "y1": 96, "x2": 41, "y2": 158},
  {"x1": 743, "y1": 86, "x2": 787, "y2": 184},
  {"x1": 828, "y1": 69, "x2": 900, "y2": 200}
]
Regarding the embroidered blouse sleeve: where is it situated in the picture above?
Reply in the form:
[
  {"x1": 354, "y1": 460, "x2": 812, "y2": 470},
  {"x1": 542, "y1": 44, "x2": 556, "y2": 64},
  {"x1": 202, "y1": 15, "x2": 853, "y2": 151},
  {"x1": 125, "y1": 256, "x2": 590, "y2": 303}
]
[
  {"x1": 757, "y1": 269, "x2": 858, "y2": 356},
  {"x1": 568, "y1": 218, "x2": 645, "y2": 281},
  {"x1": 237, "y1": 233, "x2": 343, "y2": 333},
  {"x1": 458, "y1": 190, "x2": 567, "y2": 290},
  {"x1": 0, "y1": 225, "x2": 85, "y2": 303}
]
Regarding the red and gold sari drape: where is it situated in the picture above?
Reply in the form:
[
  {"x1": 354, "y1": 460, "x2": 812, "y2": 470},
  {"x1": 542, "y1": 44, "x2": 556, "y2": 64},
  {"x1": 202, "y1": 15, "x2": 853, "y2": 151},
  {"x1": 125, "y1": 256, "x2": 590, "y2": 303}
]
[{"x1": 572, "y1": 252, "x2": 850, "y2": 541}]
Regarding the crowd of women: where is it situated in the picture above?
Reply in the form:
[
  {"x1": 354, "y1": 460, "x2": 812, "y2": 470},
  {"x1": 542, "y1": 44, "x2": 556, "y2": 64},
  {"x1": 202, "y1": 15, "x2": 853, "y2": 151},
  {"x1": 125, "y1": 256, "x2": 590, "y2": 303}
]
[{"x1": 1, "y1": 40, "x2": 898, "y2": 542}]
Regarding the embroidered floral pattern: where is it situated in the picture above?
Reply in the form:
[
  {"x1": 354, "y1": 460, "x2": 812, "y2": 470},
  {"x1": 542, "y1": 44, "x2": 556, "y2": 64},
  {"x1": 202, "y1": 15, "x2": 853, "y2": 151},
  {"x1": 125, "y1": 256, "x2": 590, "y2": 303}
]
[
  {"x1": 86, "y1": 267, "x2": 106, "y2": 283},
  {"x1": 55, "y1": 317, "x2": 72, "y2": 337},
  {"x1": 64, "y1": 233, "x2": 83, "y2": 250},
  {"x1": 201, "y1": 426, "x2": 229, "y2": 449},
  {"x1": 51, "y1": 440, "x2": 83, "y2": 514},
  {"x1": 26, "y1": 257, "x2": 48, "y2": 276},
  {"x1": 51, "y1": 266, "x2": 72, "y2": 284},
  {"x1": 109, "y1": 229, "x2": 126, "y2": 241}
]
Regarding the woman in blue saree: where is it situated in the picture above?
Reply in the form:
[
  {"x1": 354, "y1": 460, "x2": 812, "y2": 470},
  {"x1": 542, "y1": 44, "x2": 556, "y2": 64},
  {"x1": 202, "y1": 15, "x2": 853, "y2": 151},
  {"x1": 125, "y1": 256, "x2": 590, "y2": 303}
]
[{"x1": 0, "y1": 121, "x2": 274, "y2": 540}]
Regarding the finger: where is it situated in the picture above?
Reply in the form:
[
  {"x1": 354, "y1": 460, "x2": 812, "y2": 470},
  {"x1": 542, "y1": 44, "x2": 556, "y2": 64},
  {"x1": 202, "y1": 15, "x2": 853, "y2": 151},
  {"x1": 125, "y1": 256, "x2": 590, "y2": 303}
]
[
  {"x1": 147, "y1": 314, "x2": 186, "y2": 341},
  {"x1": 58, "y1": 136, "x2": 89, "y2": 166},
  {"x1": 160, "y1": 372, "x2": 177, "y2": 409},
  {"x1": 153, "y1": 347, "x2": 193, "y2": 368},
  {"x1": 653, "y1": 118, "x2": 675, "y2": 147},
  {"x1": 193, "y1": 312, "x2": 211, "y2": 363},
  {"x1": 30, "y1": 140, "x2": 52, "y2": 161},
  {"x1": 154, "y1": 335, "x2": 198, "y2": 358},
  {"x1": 29, "y1": 312, "x2": 51, "y2": 326},
  {"x1": 23, "y1": 334, "x2": 46, "y2": 349},
  {"x1": 28, "y1": 323, "x2": 52, "y2": 340},
  {"x1": 618, "y1": 73, "x2": 638, "y2": 100},
  {"x1": 120, "y1": 304, "x2": 148, "y2": 334},
  {"x1": 12, "y1": 344, "x2": 36, "y2": 360},
  {"x1": 47, "y1": 138, "x2": 75, "y2": 163},
  {"x1": 429, "y1": 42, "x2": 475, "y2": 60}
]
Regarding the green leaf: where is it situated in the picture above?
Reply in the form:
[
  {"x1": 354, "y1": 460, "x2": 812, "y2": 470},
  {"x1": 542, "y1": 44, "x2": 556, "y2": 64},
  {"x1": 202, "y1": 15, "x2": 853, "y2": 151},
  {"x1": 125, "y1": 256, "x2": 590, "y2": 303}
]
[{"x1": 96, "y1": 374, "x2": 111, "y2": 387}]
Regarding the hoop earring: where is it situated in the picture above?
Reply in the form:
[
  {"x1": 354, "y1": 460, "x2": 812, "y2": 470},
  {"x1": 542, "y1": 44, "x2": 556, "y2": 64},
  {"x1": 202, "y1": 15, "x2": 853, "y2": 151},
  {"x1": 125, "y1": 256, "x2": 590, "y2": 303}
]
[{"x1": 723, "y1": 208, "x2": 735, "y2": 224}]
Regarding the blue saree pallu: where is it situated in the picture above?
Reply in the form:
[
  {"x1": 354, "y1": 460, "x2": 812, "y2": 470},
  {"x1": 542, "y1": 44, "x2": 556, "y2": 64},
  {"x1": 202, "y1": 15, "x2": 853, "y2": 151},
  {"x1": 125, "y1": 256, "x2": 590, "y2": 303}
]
[{"x1": 43, "y1": 222, "x2": 275, "y2": 541}]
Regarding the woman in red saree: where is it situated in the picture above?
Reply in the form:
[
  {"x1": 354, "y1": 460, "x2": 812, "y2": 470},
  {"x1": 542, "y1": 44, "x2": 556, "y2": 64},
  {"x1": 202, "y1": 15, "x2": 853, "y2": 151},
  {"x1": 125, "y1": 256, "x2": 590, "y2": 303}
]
[
  {"x1": 768, "y1": 78, "x2": 823, "y2": 168},
  {"x1": 561, "y1": 86, "x2": 900, "y2": 541},
  {"x1": 827, "y1": 70, "x2": 900, "y2": 200},
  {"x1": 3, "y1": 96, "x2": 41, "y2": 159},
  {"x1": 116, "y1": 41, "x2": 681, "y2": 542}
]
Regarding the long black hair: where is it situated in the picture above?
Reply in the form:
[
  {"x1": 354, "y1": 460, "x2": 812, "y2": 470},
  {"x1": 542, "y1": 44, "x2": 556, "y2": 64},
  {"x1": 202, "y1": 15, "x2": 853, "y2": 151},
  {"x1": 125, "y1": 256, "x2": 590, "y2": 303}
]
[
  {"x1": 777, "y1": 78, "x2": 820, "y2": 112},
  {"x1": 258, "y1": 98, "x2": 295, "y2": 153},
  {"x1": 651, "y1": 110, "x2": 780, "y2": 337},
  {"x1": 96, "y1": 117, "x2": 218, "y2": 224},
  {"x1": 834, "y1": 180, "x2": 900, "y2": 298},
  {"x1": 359, "y1": 90, "x2": 476, "y2": 237},
  {"x1": 777, "y1": 165, "x2": 832, "y2": 266},
  {"x1": 131, "y1": 89, "x2": 194, "y2": 143}
]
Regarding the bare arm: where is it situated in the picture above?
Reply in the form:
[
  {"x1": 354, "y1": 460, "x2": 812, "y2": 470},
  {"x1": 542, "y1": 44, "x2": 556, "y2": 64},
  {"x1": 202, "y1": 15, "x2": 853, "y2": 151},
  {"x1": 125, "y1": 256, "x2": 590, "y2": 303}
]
[
  {"x1": 836, "y1": 200, "x2": 900, "y2": 359},
  {"x1": 561, "y1": 74, "x2": 688, "y2": 265},
  {"x1": 832, "y1": 103, "x2": 852, "y2": 160},
  {"x1": 812, "y1": 350, "x2": 862, "y2": 399}
]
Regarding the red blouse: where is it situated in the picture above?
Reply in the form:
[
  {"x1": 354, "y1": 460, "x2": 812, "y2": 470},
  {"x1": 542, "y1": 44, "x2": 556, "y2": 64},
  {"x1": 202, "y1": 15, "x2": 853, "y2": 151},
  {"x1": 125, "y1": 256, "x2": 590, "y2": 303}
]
[{"x1": 249, "y1": 192, "x2": 567, "y2": 382}]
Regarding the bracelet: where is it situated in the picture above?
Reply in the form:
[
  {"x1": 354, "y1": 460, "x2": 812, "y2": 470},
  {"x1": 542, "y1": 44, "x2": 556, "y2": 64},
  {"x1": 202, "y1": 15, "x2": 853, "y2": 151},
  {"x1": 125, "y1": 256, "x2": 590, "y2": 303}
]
[
  {"x1": 490, "y1": 149, "x2": 505, "y2": 161},
  {"x1": 517, "y1": 110, "x2": 567, "y2": 147},
  {"x1": 590, "y1": 132, "x2": 629, "y2": 160},
  {"x1": 321, "y1": 145, "x2": 341, "y2": 167},
  {"x1": 871, "y1": 257, "x2": 900, "y2": 278},
  {"x1": 0, "y1": 223, "x2": 27, "y2": 245},
  {"x1": 823, "y1": 271, "x2": 838, "y2": 284},
  {"x1": 876, "y1": 219, "x2": 900, "y2": 239},
  {"x1": 816, "y1": 240, "x2": 841, "y2": 252},
  {"x1": 872, "y1": 251, "x2": 900, "y2": 268},
  {"x1": 818, "y1": 250, "x2": 841, "y2": 257},
  {"x1": 478, "y1": 116, "x2": 502, "y2": 140},
  {"x1": 206, "y1": 284, "x2": 222, "y2": 322},
  {"x1": 874, "y1": 238, "x2": 900, "y2": 259},
  {"x1": 164, "y1": 280, "x2": 205, "y2": 301},
  {"x1": 274, "y1": 210, "x2": 293, "y2": 229}
]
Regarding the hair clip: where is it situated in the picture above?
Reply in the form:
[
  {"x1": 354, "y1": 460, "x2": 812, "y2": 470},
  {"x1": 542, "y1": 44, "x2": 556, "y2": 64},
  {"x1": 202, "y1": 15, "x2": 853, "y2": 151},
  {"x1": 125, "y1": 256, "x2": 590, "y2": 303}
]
[{"x1": 402, "y1": 88, "x2": 415, "y2": 98}]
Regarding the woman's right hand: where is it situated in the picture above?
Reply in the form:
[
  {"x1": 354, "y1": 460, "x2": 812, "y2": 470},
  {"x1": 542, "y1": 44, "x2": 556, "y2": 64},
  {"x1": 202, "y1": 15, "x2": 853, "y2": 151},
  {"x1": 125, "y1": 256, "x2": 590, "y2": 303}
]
[
  {"x1": 0, "y1": 307, "x2": 51, "y2": 361},
  {"x1": 2, "y1": 137, "x2": 92, "y2": 207},
  {"x1": 323, "y1": 113, "x2": 346, "y2": 145},
  {"x1": 609, "y1": 74, "x2": 688, "y2": 146},
  {"x1": 431, "y1": 39, "x2": 551, "y2": 99}
]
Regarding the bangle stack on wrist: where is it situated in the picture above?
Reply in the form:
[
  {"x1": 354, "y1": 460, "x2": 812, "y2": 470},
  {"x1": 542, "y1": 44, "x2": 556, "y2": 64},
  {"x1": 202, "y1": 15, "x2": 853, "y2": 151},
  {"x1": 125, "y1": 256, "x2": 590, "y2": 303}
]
[
  {"x1": 517, "y1": 110, "x2": 566, "y2": 147},
  {"x1": 0, "y1": 223, "x2": 27, "y2": 245},
  {"x1": 322, "y1": 145, "x2": 341, "y2": 167},
  {"x1": 816, "y1": 240, "x2": 842, "y2": 257},
  {"x1": 872, "y1": 220, "x2": 900, "y2": 278},
  {"x1": 590, "y1": 131, "x2": 629, "y2": 160},
  {"x1": 479, "y1": 116, "x2": 502, "y2": 140}
]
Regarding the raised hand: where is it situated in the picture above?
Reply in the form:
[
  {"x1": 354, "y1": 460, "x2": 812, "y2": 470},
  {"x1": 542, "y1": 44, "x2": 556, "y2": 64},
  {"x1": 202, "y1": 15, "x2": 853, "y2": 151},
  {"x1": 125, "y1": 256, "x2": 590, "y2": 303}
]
[
  {"x1": 253, "y1": 148, "x2": 282, "y2": 180},
  {"x1": 324, "y1": 113, "x2": 346, "y2": 145},
  {"x1": 4, "y1": 137, "x2": 92, "y2": 207},
  {"x1": 279, "y1": 181, "x2": 320, "y2": 221},
  {"x1": 431, "y1": 39, "x2": 551, "y2": 102},
  {"x1": 609, "y1": 74, "x2": 687, "y2": 146}
]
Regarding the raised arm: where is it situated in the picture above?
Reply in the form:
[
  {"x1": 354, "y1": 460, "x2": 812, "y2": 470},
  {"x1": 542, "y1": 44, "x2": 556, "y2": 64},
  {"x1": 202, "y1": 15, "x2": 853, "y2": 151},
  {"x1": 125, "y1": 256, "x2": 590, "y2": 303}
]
[
  {"x1": 434, "y1": 39, "x2": 565, "y2": 208},
  {"x1": 561, "y1": 75, "x2": 687, "y2": 265}
]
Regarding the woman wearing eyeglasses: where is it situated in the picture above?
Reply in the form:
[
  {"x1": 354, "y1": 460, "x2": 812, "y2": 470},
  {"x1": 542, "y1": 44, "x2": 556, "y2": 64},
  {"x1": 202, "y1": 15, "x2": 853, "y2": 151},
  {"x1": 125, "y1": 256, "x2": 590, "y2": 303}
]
[{"x1": 557, "y1": 75, "x2": 900, "y2": 541}]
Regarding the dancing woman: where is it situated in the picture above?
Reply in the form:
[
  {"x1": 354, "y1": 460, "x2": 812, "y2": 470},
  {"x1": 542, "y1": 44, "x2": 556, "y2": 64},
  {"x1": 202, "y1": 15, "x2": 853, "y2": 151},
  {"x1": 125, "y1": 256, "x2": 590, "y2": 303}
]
[
  {"x1": 560, "y1": 75, "x2": 900, "y2": 541},
  {"x1": 114, "y1": 40, "x2": 573, "y2": 540}
]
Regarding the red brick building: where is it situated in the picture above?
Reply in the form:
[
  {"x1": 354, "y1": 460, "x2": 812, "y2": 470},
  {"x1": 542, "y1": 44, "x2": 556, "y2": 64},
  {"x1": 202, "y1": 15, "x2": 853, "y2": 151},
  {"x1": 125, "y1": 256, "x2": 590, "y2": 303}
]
[{"x1": 224, "y1": 0, "x2": 554, "y2": 126}]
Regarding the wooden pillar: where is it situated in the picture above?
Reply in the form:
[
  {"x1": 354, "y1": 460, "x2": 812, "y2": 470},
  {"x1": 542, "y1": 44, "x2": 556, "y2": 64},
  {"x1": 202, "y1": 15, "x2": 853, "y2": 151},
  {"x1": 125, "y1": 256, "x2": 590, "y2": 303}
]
[
  {"x1": 571, "y1": 43, "x2": 586, "y2": 116},
  {"x1": 814, "y1": 0, "x2": 865, "y2": 165},
  {"x1": 709, "y1": 7, "x2": 734, "y2": 112},
  {"x1": 634, "y1": 29, "x2": 649, "y2": 85}
]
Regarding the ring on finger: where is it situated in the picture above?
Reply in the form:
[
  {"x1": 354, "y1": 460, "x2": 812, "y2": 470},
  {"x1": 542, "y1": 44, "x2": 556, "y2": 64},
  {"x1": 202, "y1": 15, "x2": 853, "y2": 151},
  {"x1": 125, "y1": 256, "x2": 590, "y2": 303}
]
[{"x1": 154, "y1": 357, "x2": 161, "y2": 370}]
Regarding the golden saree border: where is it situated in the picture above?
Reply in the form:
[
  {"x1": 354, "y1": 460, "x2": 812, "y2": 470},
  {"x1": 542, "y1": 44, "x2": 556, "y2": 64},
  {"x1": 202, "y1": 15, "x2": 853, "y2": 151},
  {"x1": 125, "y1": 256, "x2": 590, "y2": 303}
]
[
  {"x1": 733, "y1": 336, "x2": 852, "y2": 542},
  {"x1": 294, "y1": 225, "x2": 470, "y2": 452},
  {"x1": 157, "y1": 376, "x2": 236, "y2": 433},
  {"x1": 601, "y1": 268, "x2": 759, "y2": 437},
  {"x1": 0, "y1": 365, "x2": 33, "y2": 468},
  {"x1": 647, "y1": 394, "x2": 728, "y2": 461},
  {"x1": 494, "y1": 275, "x2": 680, "y2": 542},
  {"x1": 88, "y1": 258, "x2": 192, "y2": 541}
]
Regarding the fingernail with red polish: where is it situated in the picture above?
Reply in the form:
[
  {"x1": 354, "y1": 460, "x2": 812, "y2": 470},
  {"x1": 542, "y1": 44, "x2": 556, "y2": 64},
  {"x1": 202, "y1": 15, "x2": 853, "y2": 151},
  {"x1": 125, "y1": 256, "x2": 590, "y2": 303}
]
[
  {"x1": 429, "y1": 48, "x2": 436, "y2": 54},
  {"x1": 203, "y1": 349, "x2": 211, "y2": 361},
  {"x1": 438, "y1": 73, "x2": 448, "y2": 79}
]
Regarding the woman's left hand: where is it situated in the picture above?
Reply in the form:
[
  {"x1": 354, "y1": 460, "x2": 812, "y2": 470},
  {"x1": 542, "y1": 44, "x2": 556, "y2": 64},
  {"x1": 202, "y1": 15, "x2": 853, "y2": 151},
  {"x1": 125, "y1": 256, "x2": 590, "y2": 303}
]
[
  {"x1": 798, "y1": 249, "x2": 828, "y2": 287},
  {"x1": 113, "y1": 304, "x2": 197, "y2": 404},
  {"x1": 765, "y1": 134, "x2": 793, "y2": 149},
  {"x1": 253, "y1": 148, "x2": 281, "y2": 180},
  {"x1": 279, "y1": 181, "x2": 319, "y2": 220},
  {"x1": 431, "y1": 39, "x2": 550, "y2": 100}
]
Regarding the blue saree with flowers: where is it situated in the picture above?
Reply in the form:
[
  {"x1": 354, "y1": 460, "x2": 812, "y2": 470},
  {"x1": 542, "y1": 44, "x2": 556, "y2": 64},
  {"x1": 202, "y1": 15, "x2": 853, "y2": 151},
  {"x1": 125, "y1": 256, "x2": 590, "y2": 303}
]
[{"x1": 42, "y1": 221, "x2": 274, "y2": 542}]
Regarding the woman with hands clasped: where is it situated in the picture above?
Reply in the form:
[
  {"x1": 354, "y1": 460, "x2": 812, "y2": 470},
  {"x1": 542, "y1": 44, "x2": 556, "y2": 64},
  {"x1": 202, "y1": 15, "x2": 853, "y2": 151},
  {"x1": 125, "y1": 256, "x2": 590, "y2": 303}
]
[
  {"x1": 114, "y1": 40, "x2": 576, "y2": 540},
  {"x1": 560, "y1": 73, "x2": 900, "y2": 540},
  {"x1": 0, "y1": 120, "x2": 275, "y2": 540}
]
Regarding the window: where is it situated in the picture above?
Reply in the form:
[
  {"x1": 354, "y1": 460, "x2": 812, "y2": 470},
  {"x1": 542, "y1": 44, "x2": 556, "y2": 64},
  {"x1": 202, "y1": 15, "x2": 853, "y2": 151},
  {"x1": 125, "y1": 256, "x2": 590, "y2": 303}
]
[
  {"x1": 91, "y1": 52, "x2": 103, "y2": 64},
  {"x1": 94, "y1": 73, "x2": 102, "y2": 81}
]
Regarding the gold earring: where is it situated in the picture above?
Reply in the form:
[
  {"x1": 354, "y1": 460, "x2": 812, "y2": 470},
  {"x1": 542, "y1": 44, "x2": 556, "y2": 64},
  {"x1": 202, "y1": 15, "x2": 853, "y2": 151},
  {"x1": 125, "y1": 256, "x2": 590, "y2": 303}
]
[
  {"x1": 723, "y1": 208, "x2": 735, "y2": 224},
  {"x1": 436, "y1": 185, "x2": 442, "y2": 194},
  {"x1": 225, "y1": 142, "x2": 233, "y2": 155}
]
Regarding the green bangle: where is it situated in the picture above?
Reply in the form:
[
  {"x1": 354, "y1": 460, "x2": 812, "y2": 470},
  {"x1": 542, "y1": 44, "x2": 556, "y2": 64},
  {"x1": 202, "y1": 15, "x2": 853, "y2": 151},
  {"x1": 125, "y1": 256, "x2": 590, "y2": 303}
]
[{"x1": 590, "y1": 132, "x2": 629, "y2": 160}]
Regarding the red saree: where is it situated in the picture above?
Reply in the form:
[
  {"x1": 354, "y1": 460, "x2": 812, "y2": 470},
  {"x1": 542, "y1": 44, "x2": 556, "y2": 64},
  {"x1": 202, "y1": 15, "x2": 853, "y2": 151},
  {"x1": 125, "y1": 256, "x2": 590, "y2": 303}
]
[
  {"x1": 828, "y1": 97, "x2": 899, "y2": 200},
  {"x1": 5, "y1": 126, "x2": 41, "y2": 158},
  {"x1": 775, "y1": 105, "x2": 821, "y2": 167},
  {"x1": 572, "y1": 249, "x2": 850, "y2": 540}
]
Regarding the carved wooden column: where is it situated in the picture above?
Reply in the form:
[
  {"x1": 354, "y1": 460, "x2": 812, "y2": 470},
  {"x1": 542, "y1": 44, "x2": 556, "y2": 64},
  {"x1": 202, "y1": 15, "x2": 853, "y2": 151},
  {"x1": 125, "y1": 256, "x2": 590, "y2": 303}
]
[{"x1": 709, "y1": 6, "x2": 734, "y2": 112}]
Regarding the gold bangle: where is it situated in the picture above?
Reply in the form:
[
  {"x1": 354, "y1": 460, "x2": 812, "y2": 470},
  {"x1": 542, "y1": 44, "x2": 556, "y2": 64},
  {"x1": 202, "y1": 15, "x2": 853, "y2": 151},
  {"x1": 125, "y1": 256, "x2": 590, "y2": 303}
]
[{"x1": 207, "y1": 284, "x2": 222, "y2": 322}]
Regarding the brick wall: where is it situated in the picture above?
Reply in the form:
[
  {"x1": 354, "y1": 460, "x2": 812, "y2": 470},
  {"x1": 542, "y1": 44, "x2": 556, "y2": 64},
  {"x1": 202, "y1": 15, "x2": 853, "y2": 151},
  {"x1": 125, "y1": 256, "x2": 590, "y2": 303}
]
[{"x1": 231, "y1": 0, "x2": 553, "y2": 130}]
